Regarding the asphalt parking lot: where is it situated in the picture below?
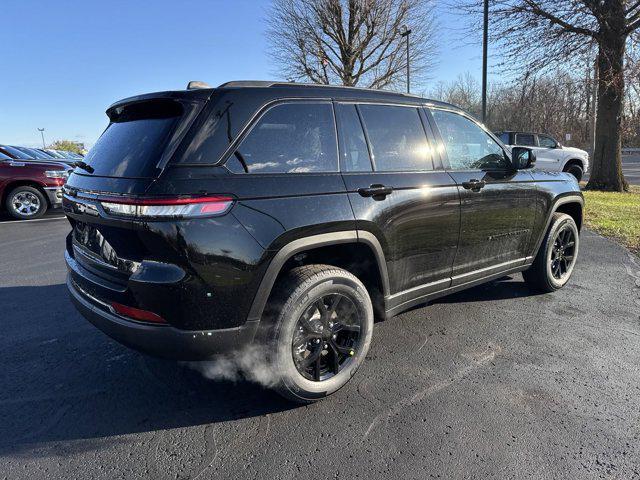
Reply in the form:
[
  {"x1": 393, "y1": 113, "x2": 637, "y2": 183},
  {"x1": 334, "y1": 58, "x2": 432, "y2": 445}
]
[
  {"x1": 621, "y1": 154, "x2": 640, "y2": 185},
  {"x1": 2, "y1": 216, "x2": 640, "y2": 479}
]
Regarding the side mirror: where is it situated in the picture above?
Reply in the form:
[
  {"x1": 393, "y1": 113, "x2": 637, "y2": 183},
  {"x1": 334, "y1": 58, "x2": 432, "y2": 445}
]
[{"x1": 511, "y1": 147, "x2": 536, "y2": 169}]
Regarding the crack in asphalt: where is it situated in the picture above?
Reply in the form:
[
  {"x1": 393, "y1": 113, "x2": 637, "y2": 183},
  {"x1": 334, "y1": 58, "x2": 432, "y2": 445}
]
[{"x1": 362, "y1": 344, "x2": 502, "y2": 441}]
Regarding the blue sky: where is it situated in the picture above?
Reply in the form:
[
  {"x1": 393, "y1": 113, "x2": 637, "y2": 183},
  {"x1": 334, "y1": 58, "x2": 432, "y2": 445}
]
[{"x1": 0, "y1": 0, "x2": 491, "y2": 148}]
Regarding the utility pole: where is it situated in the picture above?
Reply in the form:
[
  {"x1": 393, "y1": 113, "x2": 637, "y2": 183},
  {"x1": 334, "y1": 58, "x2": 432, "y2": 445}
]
[
  {"x1": 37, "y1": 128, "x2": 46, "y2": 149},
  {"x1": 401, "y1": 26, "x2": 412, "y2": 93},
  {"x1": 481, "y1": 0, "x2": 489, "y2": 122}
]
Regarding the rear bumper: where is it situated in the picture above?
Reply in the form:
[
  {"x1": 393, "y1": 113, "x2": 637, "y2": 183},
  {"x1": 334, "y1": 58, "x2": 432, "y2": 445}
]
[
  {"x1": 67, "y1": 274, "x2": 259, "y2": 360},
  {"x1": 44, "y1": 187, "x2": 63, "y2": 207}
]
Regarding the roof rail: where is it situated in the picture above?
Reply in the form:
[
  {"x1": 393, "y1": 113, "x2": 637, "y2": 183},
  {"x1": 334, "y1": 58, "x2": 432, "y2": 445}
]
[
  {"x1": 217, "y1": 80, "x2": 276, "y2": 88},
  {"x1": 216, "y1": 80, "x2": 423, "y2": 98}
]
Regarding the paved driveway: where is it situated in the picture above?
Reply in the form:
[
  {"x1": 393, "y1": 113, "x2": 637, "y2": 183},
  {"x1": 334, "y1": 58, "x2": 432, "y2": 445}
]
[{"x1": 1, "y1": 218, "x2": 640, "y2": 479}]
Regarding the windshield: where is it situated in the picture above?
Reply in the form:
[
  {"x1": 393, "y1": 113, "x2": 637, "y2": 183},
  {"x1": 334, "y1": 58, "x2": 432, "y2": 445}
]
[
  {"x1": 27, "y1": 148, "x2": 54, "y2": 159},
  {"x1": 47, "y1": 150, "x2": 67, "y2": 158}
]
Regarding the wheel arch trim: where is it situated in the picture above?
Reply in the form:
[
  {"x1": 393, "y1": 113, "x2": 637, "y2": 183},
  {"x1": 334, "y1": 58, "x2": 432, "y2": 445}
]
[
  {"x1": 563, "y1": 158, "x2": 586, "y2": 170},
  {"x1": 530, "y1": 194, "x2": 584, "y2": 260},
  {"x1": 2, "y1": 181, "x2": 51, "y2": 208},
  {"x1": 246, "y1": 230, "x2": 389, "y2": 323}
]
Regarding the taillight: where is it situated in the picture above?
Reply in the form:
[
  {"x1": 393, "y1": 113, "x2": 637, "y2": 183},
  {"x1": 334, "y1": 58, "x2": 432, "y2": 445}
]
[
  {"x1": 100, "y1": 195, "x2": 233, "y2": 219},
  {"x1": 111, "y1": 302, "x2": 167, "y2": 324}
]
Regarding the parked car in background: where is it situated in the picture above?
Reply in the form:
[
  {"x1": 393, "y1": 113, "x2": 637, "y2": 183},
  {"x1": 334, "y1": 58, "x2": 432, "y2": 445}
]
[
  {"x1": 64, "y1": 81, "x2": 584, "y2": 402},
  {"x1": 40, "y1": 149, "x2": 78, "y2": 167},
  {"x1": 495, "y1": 131, "x2": 589, "y2": 181},
  {"x1": 0, "y1": 144, "x2": 35, "y2": 160},
  {"x1": 43, "y1": 149, "x2": 69, "y2": 159},
  {"x1": 0, "y1": 157, "x2": 69, "y2": 219},
  {"x1": 12, "y1": 146, "x2": 55, "y2": 161},
  {"x1": 61, "y1": 150, "x2": 84, "y2": 159},
  {"x1": 0, "y1": 145, "x2": 77, "y2": 168}
]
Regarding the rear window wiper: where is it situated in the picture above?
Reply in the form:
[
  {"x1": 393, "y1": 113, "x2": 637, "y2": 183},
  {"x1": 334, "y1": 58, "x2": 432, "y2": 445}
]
[{"x1": 73, "y1": 161, "x2": 94, "y2": 173}]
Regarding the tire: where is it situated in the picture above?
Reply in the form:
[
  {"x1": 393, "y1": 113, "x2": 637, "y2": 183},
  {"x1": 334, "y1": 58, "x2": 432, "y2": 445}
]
[
  {"x1": 564, "y1": 163, "x2": 584, "y2": 182},
  {"x1": 523, "y1": 213, "x2": 579, "y2": 293},
  {"x1": 267, "y1": 264, "x2": 374, "y2": 403},
  {"x1": 5, "y1": 186, "x2": 48, "y2": 220}
]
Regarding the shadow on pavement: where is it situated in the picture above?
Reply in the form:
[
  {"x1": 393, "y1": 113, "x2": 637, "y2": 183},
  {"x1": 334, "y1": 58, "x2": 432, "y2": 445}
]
[
  {"x1": 433, "y1": 275, "x2": 545, "y2": 304},
  {"x1": 1, "y1": 275, "x2": 542, "y2": 457},
  {"x1": 0, "y1": 283, "x2": 295, "y2": 457}
]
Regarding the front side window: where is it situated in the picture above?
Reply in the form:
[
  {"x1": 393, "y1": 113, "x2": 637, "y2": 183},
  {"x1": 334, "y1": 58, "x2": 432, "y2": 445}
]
[
  {"x1": 538, "y1": 135, "x2": 557, "y2": 148},
  {"x1": 515, "y1": 133, "x2": 536, "y2": 146},
  {"x1": 358, "y1": 104, "x2": 433, "y2": 172},
  {"x1": 431, "y1": 109, "x2": 509, "y2": 171},
  {"x1": 229, "y1": 102, "x2": 338, "y2": 174}
]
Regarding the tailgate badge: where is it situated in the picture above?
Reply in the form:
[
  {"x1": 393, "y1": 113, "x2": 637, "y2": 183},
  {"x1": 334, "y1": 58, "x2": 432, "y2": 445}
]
[{"x1": 74, "y1": 201, "x2": 98, "y2": 216}]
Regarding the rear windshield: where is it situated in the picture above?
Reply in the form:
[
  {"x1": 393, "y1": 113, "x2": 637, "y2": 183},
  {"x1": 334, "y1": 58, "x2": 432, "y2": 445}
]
[{"x1": 82, "y1": 99, "x2": 183, "y2": 178}]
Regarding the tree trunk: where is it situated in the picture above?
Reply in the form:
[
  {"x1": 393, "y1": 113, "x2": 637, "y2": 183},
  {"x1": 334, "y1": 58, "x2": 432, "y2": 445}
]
[{"x1": 586, "y1": 30, "x2": 628, "y2": 191}]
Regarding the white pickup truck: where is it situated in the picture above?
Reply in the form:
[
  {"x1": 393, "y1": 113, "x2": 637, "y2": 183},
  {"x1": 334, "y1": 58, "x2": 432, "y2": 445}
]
[{"x1": 495, "y1": 131, "x2": 589, "y2": 181}]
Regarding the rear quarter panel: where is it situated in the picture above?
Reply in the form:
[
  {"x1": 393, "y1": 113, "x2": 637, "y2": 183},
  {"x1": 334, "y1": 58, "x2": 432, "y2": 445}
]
[{"x1": 155, "y1": 167, "x2": 356, "y2": 251}]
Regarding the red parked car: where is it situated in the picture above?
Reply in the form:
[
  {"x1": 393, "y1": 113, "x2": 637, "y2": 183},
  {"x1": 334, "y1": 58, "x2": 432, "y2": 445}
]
[{"x1": 0, "y1": 152, "x2": 69, "y2": 219}]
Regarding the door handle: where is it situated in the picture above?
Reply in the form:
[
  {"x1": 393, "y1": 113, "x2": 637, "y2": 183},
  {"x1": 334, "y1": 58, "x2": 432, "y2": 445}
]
[
  {"x1": 461, "y1": 179, "x2": 486, "y2": 192},
  {"x1": 358, "y1": 184, "x2": 393, "y2": 198}
]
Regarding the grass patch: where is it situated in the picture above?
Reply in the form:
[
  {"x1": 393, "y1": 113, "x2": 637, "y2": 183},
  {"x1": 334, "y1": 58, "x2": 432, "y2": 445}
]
[{"x1": 582, "y1": 185, "x2": 640, "y2": 253}]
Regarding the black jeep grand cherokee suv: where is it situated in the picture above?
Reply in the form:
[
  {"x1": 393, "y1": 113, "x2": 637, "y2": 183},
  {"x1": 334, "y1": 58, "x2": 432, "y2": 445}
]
[{"x1": 64, "y1": 81, "x2": 583, "y2": 402}]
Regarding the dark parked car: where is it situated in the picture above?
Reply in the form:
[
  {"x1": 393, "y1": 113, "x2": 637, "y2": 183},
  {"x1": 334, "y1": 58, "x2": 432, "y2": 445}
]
[
  {"x1": 0, "y1": 155, "x2": 68, "y2": 219},
  {"x1": 11, "y1": 145, "x2": 59, "y2": 162},
  {"x1": 0, "y1": 145, "x2": 78, "y2": 167},
  {"x1": 0, "y1": 144, "x2": 35, "y2": 160},
  {"x1": 64, "y1": 81, "x2": 583, "y2": 402}
]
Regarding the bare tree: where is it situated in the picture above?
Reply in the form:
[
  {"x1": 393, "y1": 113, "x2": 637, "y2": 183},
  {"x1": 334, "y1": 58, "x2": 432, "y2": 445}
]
[
  {"x1": 266, "y1": 0, "x2": 437, "y2": 90},
  {"x1": 457, "y1": 0, "x2": 640, "y2": 192},
  {"x1": 428, "y1": 72, "x2": 482, "y2": 115},
  {"x1": 430, "y1": 69, "x2": 640, "y2": 149}
]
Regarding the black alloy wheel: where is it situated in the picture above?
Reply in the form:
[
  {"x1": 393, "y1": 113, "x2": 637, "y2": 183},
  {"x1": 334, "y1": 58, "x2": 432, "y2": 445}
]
[
  {"x1": 292, "y1": 293, "x2": 362, "y2": 382},
  {"x1": 550, "y1": 225, "x2": 577, "y2": 280}
]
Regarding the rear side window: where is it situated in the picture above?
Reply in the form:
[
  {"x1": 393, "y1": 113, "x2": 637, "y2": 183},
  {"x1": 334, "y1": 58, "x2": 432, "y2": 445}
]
[
  {"x1": 515, "y1": 133, "x2": 536, "y2": 146},
  {"x1": 83, "y1": 100, "x2": 183, "y2": 178},
  {"x1": 358, "y1": 104, "x2": 432, "y2": 172},
  {"x1": 498, "y1": 132, "x2": 510, "y2": 144},
  {"x1": 538, "y1": 135, "x2": 557, "y2": 148},
  {"x1": 227, "y1": 102, "x2": 338, "y2": 174},
  {"x1": 335, "y1": 103, "x2": 372, "y2": 172}
]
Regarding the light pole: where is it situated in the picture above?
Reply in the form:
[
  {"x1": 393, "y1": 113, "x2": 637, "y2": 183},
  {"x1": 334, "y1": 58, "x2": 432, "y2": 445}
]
[
  {"x1": 481, "y1": 0, "x2": 489, "y2": 122},
  {"x1": 37, "y1": 128, "x2": 46, "y2": 149},
  {"x1": 400, "y1": 26, "x2": 412, "y2": 93}
]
